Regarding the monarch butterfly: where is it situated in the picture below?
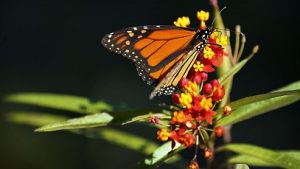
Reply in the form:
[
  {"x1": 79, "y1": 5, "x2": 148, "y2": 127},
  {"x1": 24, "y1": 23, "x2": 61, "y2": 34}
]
[{"x1": 101, "y1": 11, "x2": 224, "y2": 99}]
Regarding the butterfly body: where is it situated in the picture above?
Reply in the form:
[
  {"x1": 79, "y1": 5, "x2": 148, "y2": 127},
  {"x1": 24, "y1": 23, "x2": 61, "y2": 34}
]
[{"x1": 101, "y1": 25, "x2": 213, "y2": 99}]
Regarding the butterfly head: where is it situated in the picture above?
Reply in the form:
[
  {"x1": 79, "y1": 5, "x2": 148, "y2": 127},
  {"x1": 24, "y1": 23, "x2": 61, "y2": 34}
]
[{"x1": 194, "y1": 26, "x2": 213, "y2": 49}]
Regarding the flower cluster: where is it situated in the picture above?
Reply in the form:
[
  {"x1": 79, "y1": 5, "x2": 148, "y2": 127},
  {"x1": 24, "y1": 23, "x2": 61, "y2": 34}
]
[{"x1": 155, "y1": 10, "x2": 232, "y2": 168}]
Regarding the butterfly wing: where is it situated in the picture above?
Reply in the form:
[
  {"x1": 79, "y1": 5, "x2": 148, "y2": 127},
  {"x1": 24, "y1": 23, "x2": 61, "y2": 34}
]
[
  {"x1": 101, "y1": 25, "x2": 196, "y2": 85},
  {"x1": 149, "y1": 47, "x2": 200, "y2": 99}
]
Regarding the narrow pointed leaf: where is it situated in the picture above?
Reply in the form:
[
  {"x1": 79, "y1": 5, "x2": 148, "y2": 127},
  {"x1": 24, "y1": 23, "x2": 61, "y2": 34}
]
[
  {"x1": 218, "y1": 144, "x2": 300, "y2": 169},
  {"x1": 274, "y1": 80, "x2": 300, "y2": 92},
  {"x1": 223, "y1": 90, "x2": 300, "y2": 110},
  {"x1": 228, "y1": 151, "x2": 300, "y2": 167},
  {"x1": 216, "y1": 83, "x2": 300, "y2": 126},
  {"x1": 6, "y1": 111, "x2": 157, "y2": 155},
  {"x1": 5, "y1": 92, "x2": 113, "y2": 114},
  {"x1": 35, "y1": 113, "x2": 113, "y2": 132},
  {"x1": 7, "y1": 111, "x2": 185, "y2": 167}
]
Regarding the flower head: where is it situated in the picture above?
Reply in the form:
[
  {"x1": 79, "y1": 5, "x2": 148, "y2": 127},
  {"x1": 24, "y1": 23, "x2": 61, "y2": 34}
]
[{"x1": 155, "y1": 8, "x2": 229, "y2": 168}]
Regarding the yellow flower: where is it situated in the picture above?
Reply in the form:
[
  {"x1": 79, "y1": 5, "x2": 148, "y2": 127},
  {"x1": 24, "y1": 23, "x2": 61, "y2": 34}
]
[
  {"x1": 179, "y1": 93, "x2": 193, "y2": 108},
  {"x1": 185, "y1": 81, "x2": 199, "y2": 96},
  {"x1": 193, "y1": 61, "x2": 204, "y2": 72},
  {"x1": 216, "y1": 35, "x2": 228, "y2": 47},
  {"x1": 200, "y1": 97, "x2": 213, "y2": 111},
  {"x1": 174, "y1": 16, "x2": 190, "y2": 28},
  {"x1": 210, "y1": 31, "x2": 218, "y2": 39},
  {"x1": 197, "y1": 10, "x2": 209, "y2": 28},
  {"x1": 197, "y1": 10, "x2": 209, "y2": 21},
  {"x1": 203, "y1": 46, "x2": 215, "y2": 59},
  {"x1": 157, "y1": 128, "x2": 170, "y2": 141}
]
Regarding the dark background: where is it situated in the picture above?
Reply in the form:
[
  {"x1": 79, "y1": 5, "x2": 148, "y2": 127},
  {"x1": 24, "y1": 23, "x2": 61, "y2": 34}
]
[{"x1": 0, "y1": 0, "x2": 299, "y2": 168}]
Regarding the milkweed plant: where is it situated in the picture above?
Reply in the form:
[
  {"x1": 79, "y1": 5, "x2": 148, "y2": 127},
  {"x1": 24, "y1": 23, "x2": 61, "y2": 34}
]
[{"x1": 4, "y1": 0, "x2": 300, "y2": 169}]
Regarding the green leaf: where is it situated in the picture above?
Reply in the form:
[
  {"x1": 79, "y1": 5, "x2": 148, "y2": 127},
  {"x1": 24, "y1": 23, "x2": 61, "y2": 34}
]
[
  {"x1": 5, "y1": 92, "x2": 113, "y2": 114},
  {"x1": 224, "y1": 90, "x2": 300, "y2": 110},
  {"x1": 218, "y1": 54, "x2": 253, "y2": 86},
  {"x1": 216, "y1": 87, "x2": 300, "y2": 126},
  {"x1": 218, "y1": 144, "x2": 300, "y2": 169},
  {"x1": 229, "y1": 151, "x2": 300, "y2": 167},
  {"x1": 233, "y1": 164, "x2": 250, "y2": 169},
  {"x1": 7, "y1": 111, "x2": 185, "y2": 167},
  {"x1": 274, "y1": 80, "x2": 300, "y2": 92},
  {"x1": 6, "y1": 111, "x2": 156, "y2": 155},
  {"x1": 35, "y1": 113, "x2": 113, "y2": 132}
]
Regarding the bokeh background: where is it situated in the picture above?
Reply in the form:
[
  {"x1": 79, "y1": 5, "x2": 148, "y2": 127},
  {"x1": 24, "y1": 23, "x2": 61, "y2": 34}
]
[{"x1": 0, "y1": 0, "x2": 299, "y2": 168}]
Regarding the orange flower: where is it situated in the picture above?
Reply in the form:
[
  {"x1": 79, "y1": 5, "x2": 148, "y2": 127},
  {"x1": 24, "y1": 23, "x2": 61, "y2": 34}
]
[
  {"x1": 171, "y1": 111, "x2": 186, "y2": 124},
  {"x1": 179, "y1": 133, "x2": 195, "y2": 147},
  {"x1": 157, "y1": 128, "x2": 170, "y2": 141}
]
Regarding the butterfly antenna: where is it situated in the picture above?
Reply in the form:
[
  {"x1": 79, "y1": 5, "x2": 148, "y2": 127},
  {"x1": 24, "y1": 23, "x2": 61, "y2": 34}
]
[{"x1": 210, "y1": 6, "x2": 227, "y2": 26}]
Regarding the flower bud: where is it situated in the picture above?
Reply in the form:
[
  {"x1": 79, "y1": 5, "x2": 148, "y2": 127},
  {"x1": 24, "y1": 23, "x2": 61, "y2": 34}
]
[
  {"x1": 210, "y1": 79, "x2": 219, "y2": 87},
  {"x1": 204, "y1": 148, "x2": 213, "y2": 159},
  {"x1": 172, "y1": 93, "x2": 181, "y2": 104},
  {"x1": 193, "y1": 73, "x2": 202, "y2": 84},
  {"x1": 200, "y1": 72, "x2": 208, "y2": 81},
  {"x1": 202, "y1": 83, "x2": 212, "y2": 95},
  {"x1": 149, "y1": 116, "x2": 160, "y2": 124},
  {"x1": 189, "y1": 160, "x2": 199, "y2": 169},
  {"x1": 214, "y1": 126, "x2": 224, "y2": 137},
  {"x1": 180, "y1": 78, "x2": 189, "y2": 88},
  {"x1": 212, "y1": 86, "x2": 225, "y2": 101},
  {"x1": 223, "y1": 105, "x2": 232, "y2": 116}
]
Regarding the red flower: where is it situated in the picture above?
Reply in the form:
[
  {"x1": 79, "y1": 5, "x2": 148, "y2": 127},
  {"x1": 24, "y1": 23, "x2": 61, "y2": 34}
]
[{"x1": 200, "y1": 109, "x2": 216, "y2": 124}]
